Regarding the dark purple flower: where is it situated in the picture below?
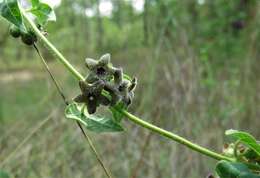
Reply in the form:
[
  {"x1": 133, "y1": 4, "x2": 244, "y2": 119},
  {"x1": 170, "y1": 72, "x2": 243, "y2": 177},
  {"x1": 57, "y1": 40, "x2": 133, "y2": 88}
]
[{"x1": 74, "y1": 80, "x2": 109, "y2": 114}]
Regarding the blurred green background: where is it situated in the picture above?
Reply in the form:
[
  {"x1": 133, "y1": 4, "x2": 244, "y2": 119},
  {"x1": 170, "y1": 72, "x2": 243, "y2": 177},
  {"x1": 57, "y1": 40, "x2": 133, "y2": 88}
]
[{"x1": 0, "y1": 0, "x2": 260, "y2": 177}]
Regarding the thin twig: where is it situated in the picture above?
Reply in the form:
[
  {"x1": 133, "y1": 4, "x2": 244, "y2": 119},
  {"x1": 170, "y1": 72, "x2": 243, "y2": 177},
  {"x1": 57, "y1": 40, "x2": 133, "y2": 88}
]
[
  {"x1": 76, "y1": 121, "x2": 113, "y2": 178},
  {"x1": 33, "y1": 44, "x2": 68, "y2": 105},
  {"x1": 33, "y1": 44, "x2": 113, "y2": 178}
]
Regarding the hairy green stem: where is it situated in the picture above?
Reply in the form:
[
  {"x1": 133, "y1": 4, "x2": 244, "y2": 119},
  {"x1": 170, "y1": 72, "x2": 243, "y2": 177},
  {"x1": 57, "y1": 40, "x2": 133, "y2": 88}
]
[
  {"x1": 119, "y1": 109, "x2": 234, "y2": 162},
  {"x1": 21, "y1": 9, "x2": 234, "y2": 163},
  {"x1": 21, "y1": 9, "x2": 113, "y2": 178},
  {"x1": 21, "y1": 8, "x2": 84, "y2": 81}
]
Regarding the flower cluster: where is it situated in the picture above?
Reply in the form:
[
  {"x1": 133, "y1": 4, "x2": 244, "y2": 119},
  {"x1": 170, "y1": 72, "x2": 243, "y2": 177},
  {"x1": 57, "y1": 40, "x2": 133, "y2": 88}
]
[
  {"x1": 9, "y1": 25, "x2": 37, "y2": 46},
  {"x1": 9, "y1": 24, "x2": 48, "y2": 46},
  {"x1": 74, "y1": 54, "x2": 137, "y2": 114}
]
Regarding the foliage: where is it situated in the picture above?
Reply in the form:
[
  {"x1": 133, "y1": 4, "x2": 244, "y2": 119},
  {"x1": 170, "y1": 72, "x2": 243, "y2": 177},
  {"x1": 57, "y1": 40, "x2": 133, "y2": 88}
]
[
  {"x1": 0, "y1": 0, "x2": 55, "y2": 30},
  {"x1": 0, "y1": 0, "x2": 26, "y2": 31},
  {"x1": 215, "y1": 160, "x2": 260, "y2": 178},
  {"x1": 226, "y1": 129, "x2": 260, "y2": 156},
  {"x1": 213, "y1": 130, "x2": 260, "y2": 177},
  {"x1": 28, "y1": 0, "x2": 56, "y2": 26},
  {"x1": 65, "y1": 102, "x2": 124, "y2": 133}
]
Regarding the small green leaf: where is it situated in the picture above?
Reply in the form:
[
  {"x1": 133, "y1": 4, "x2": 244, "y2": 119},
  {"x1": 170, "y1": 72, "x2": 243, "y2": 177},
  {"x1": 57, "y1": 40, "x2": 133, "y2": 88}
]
[
  {"x1": 215, "y1": 160, "x2": 250, "y2": 178},
  {"x1": 226, "y1": 129, "x2": 260, "y2": 156},
  {"x1": 85, "y1": 115, "x2": 124, "y2": 133},
  {"x1": 29, "y1": 0, "x2": 56, "y2": 25},
  {"x1": 110, "y1": 102, "x2": 127, "y2": 122},
  {"x1": 65, "y1": 103, "x2": 124, "y2": 133},
  {"x1": 0, "y1": 0, "x2": 26, "y2": 31}
]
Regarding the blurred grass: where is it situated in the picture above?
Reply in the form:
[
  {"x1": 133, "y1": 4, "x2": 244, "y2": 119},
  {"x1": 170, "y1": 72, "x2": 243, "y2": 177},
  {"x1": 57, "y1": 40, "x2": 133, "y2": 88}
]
[
  {"x1": 0, "y1": 0, "x2": 260, "y2": 177},
  {"x1": 1, "y1": 46, "x2": 259, "y2": 178}
]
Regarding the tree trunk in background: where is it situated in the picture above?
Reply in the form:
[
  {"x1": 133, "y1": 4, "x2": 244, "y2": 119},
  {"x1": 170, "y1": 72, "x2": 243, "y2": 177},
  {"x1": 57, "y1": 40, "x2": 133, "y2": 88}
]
[
  {"x1": 84, "y1": 15, "x2": 90, "y2": 53},
  {"x1": 113, "y1": 0, "x2": 122, "y2": 27},
  {"x1": 96, "y1": 0, "x2": 104, "y2": 50},
  {"x1": 157, "y1": 1, "x2": 171, "y2": 40},
  {"x1": 143, "y1": 0, "x2": 149, "y2": 46}
]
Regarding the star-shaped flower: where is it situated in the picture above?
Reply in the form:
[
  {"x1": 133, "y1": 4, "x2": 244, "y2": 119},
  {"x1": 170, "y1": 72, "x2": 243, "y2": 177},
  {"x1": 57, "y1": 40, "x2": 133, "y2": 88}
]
[
  {"x1": 85, "y1": 53, "x2": 116, "y2": 83},
  {"x1": 104, "y1": 77, "x2": 137, "y2": 106},
  {"x1": 103, "y1": 82, "x2": 121, "y2": 106},
  {"x1": 83, "y1": 53, "x2": 137, "y2": 108},
  {"x1": 118, "y1": 77, "x2": 137, "y2": 106},
  {"x1": 74, "y1": 80, "x2": 110, "y2": 114}
]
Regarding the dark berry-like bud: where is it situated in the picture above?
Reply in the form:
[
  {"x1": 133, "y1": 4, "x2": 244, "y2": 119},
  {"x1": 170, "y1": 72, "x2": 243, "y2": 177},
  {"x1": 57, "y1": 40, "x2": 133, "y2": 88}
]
[
  {"x1": 21, "y1": 31, "x2": 37, "y2": 46},
  {"x1": 9, "y1": 25, "x2": 21, "y2": 38},
  {"x1": 206, "y1": 174, "x2": 215, "y2": 178}
]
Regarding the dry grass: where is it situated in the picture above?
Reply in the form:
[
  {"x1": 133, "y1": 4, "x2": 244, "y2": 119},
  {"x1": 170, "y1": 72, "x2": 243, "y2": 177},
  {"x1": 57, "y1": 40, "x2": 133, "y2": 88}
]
[{"x1": 0, "y1": 41, "x2": 259, "y2": 178}]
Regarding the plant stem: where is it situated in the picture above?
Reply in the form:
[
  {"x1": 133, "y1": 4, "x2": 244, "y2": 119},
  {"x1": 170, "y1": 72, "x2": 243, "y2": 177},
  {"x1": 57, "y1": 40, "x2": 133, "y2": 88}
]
[
  {"x1": 21, "y1": 8, "x2": 84, "y2": 81},
  {"x1": 119, "y1": 109, "x2": 234, "y2": 162},
  {"x1": 21, "y1": 9, "x2": 234, "y2": 163},
  {"x1": 21, "y1": 9, "x2": 113, "y2": 178}
]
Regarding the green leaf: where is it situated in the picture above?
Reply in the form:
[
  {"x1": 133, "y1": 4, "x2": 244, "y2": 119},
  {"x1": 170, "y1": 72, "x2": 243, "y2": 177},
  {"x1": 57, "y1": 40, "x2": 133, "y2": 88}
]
[
  {"x1": 110, "y1": 102, "x2": 127, "y2": 122},
  {"x1": 0, "y1": 0, "x2": 26, "y2": 31},
  {"x1": 30, "y1": 0, "x2": 39, "y2": 7},
  {"x1": 243, "y1": 148, "x2": 260, "y2": 161},
  {"x1": 226, "y1": 129, "x2": 260, "y2": 156},
  {"x1": 215, "y1": 160, "x2": 250, "y2": 178},
  {"x1": 238, "y1": 172, "x2": 260, "y2": 178},
  {"x1": 216, "y1": 160, "x2": 260, "y2": 178},
  {"x1": 65, "y1": 103, "x2": 124, "y2": 133},
  {"x1": 29, "y1": 0, "x2": 56, "y2": 25}
]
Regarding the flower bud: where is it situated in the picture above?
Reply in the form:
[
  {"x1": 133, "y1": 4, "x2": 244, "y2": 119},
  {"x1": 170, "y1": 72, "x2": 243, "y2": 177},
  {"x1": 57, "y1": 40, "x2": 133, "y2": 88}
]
[
  {"x1": 9, "y1": 25, "x2": 21, "y2": 38},
  {"x1": 21, "y1": 31, "x2": 37, "y2": 46}
]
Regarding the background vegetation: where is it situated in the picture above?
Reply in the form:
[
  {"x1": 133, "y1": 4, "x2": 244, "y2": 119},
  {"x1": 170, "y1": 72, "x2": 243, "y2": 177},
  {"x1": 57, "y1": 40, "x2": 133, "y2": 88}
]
[{"x1": 0, "y1": 0, "x2": 260, "y2": 177}]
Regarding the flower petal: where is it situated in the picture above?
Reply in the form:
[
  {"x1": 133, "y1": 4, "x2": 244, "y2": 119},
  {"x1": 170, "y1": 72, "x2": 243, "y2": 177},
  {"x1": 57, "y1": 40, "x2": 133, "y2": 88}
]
[
  {"x1": 99, "y1": 95, "x2": 110, "y2": 106},
  {"x1": 85, "y1": 58, "x2": 98, "y2": 70},
  {"x1": 74, "y1": 94, "x2": 86, "y2": 103},
  {"x1": 85, "y1": 73, "x2": 99, "y2": 83},
  {"x1": 99, "y1": 53, "x2": 110, "y2": 65},
  {"x1": 79, "y1": 80, "x2": 90, "y2": 93},
  {"x1": 87, "y1": 102, "x2": 97, "y2": 114},
  {"x1": 93, "y1": 80, "x2": 105, "y2": 94}
]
